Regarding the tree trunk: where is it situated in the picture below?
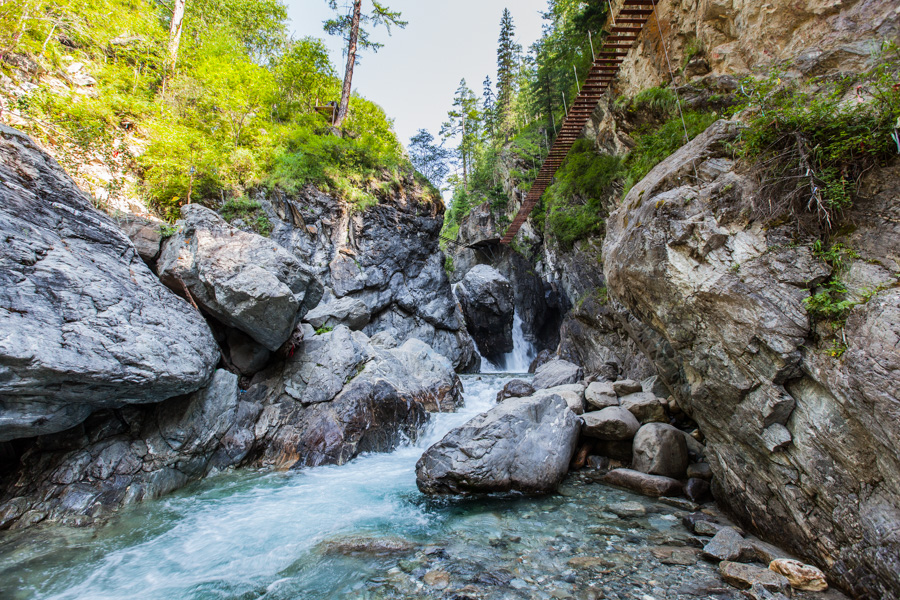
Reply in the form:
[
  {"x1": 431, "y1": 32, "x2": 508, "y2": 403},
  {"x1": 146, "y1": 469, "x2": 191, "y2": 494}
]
[
  {"x1": 335, "y1": 0, "x2": 362, "y2": 128},
  {"x1": 165, "y1": 0, "x2": 188, "y2": 86}
]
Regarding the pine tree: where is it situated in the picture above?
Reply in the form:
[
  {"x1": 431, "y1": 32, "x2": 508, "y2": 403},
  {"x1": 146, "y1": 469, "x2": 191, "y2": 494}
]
[
  {"x1": 482, "y1": 75, "x2": 496, "y2": 143},
  {"x1": 495, "y1": 8, "x2": 521, "y2": 141},
  {"x1": 409, "y1": 129, "x2": 451, "y2": 187},
  {"x1": 324, "y1": 1, "x2": 407, "y2": 127},
  {"x1": 441, "y1": 79, "x2": 480, "y2": 192}
]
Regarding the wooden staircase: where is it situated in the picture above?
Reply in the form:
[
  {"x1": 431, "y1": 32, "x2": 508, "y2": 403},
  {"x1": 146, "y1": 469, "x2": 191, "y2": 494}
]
[{"x1": 499, "y1": 0, "x2": 658, "y2": 245}]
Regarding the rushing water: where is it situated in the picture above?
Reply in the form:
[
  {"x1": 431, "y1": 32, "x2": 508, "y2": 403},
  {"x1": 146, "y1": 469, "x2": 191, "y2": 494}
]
[
  {"x1": 481, "y1": 312, "x2": 537, "y2": 374},
  {"x1": 0, "y1": 373, "x2": 740, "y2": 600}
]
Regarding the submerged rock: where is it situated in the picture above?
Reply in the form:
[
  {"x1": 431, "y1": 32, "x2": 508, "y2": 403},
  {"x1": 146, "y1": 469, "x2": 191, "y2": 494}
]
[
  {"x1": 0, "y1": 125, "x2": 220, "y2": 442},
  {"x1": 416, "y1": 394, "x2": 580, "y2": 495},
  {"x1": 157, "y1": 204, "x2": 323, "y2": 351},
  {"x1": 455, "y1": 265, "x2": 515, "y2": 358}
]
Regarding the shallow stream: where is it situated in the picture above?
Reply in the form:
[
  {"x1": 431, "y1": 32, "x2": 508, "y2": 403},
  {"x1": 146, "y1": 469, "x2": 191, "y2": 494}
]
[{"x1": 0, "y1": 375, "x2": 742, "y2": 600}]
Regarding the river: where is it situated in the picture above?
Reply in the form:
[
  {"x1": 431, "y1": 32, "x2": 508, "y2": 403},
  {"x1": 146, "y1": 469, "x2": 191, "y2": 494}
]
[{"x1": 0, "y1": 373, "x2": 739, "y2": 600}]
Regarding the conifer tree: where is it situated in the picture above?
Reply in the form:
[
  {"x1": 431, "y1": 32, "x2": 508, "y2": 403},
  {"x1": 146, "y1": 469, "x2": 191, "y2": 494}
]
[
  {"x1": 495, "y1": 8, "x2": 521, "y2": 140},
  {"x1": 482, "y1": 75, "x2": 497, "y2": 143},
  {"x1": 409, "y1": 129, "x2": 451, "y2": 187},
  {"x1": 441, "y1": 80, "x2": 480, "y2": 192},
  {"x1": 324, "y1": 0, "x2": 407, "y2": 127}
]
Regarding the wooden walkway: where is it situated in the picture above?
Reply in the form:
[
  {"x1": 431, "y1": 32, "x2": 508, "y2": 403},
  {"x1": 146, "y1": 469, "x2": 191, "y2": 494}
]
[{"x1": 499, "y1": 0, "x2": 658, "y2": 245}]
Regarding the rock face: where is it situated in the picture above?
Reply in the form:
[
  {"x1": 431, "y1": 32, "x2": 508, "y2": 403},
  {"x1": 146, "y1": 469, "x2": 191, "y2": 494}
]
[
  {"x1": 602, "y1": 117, "x2": 900, "y2": 598},
  {"x1": 255, "y1": 183, "x2": 478, "y2": 372},
  {"x1": 0, "y1": 125, "x2": 220, "y2": 442},
  {"x1": 454, "y1": 265, "x2": 515, "y2": 358},
  {"x1": 157, "y1": 204, "x2": 323, "y2": 351},
  {"x1": 0, "y1": 326, "x2": 461, "y2": 528},
  {"x1": 416, "y1": 394, "x2": 580, "y2": 495}
]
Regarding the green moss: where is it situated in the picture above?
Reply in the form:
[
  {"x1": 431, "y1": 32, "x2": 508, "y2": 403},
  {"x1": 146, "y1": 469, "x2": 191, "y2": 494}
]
[{"x1": 219, "y1": 198, "x2": 272, "y2": 237}]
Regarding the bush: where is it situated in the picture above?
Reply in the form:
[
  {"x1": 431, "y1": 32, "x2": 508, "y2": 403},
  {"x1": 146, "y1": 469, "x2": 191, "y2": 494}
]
[
  {"x1": 733, "y1": 49, "x2": 900, "y2": 229},
  {"x1": 621, "y1": 110, "x2": 719, "y2": 196},
  {"x1": 219, "y1": 197, "x2": 272, "y2": 236}
]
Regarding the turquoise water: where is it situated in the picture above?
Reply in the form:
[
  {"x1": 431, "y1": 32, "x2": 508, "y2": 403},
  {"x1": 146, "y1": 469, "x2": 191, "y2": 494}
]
[{"x1": 0, "y1": 375, "x2": 735, "y2": 600}]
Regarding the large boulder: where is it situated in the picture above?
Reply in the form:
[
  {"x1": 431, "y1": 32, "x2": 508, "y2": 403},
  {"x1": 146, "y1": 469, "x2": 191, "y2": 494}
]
[
  {"x1": 454, "y1": 265, "x2": 515, "y2": 358},
  {"x1": 632, "y1": 423, "x2": 689, "y2": 479},
  {"x1": 416, "y1": 394, "x2": 580, "y2": 495},
  {"x1": 0, "y1": 125, "x2": 220, "y2": 442},
  {"x1": 581, "y1": 407, "x2": 640, "y2": 441},
  {"x1": 304, "y1": 293, "x2": 371, "y2": 331},
  {"x1": 157, "y1": 204, "x2": 323, "y2": 351},
  {"x1": 532, "y1": 359, "x2": 583, "y2": 390}
]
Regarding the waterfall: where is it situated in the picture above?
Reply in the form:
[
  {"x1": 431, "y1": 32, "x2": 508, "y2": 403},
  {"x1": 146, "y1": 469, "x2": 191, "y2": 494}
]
[{"x1": 480, "y1": 311, "x2": 537, "y2": 374}]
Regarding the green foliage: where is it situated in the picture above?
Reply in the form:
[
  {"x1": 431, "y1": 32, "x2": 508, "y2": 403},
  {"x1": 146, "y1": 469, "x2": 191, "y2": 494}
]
[
  {"x1": 733, "y1": 50, "x2": 900, "y2": 228},
  {"x1": 803, "y1": 279, "x2": 855, "y2": 322},
  {"x1": 3, "y1": 0, "x2": 408, "y2": 222},
  {"x1": 315, "y1": 325, "x2": 334, "y2": 336},
  {"x1": 443, "y1": 255, "x2": 455, "y2": 276},
  {"x1": 622, "y1": 110, "x2": 719, "y2": 196},
  {"x1": 542, "y1": 140, "x2": 622, "y2": 249},
  {"x1": 621, "y1": 87, "x2": 678, "y2": 115},
  {"x1": 219, "y1": 198, "x2": 272, "y2": 236}
]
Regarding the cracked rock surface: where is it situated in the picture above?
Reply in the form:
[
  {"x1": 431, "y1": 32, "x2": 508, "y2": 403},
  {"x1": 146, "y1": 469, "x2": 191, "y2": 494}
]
[{"x1": 0, "y1": 125, "x2": 220, "y2": 442}]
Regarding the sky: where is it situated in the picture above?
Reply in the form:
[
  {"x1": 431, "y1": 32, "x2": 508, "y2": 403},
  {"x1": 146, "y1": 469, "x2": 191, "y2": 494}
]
[{"x1": 283, "y1": 0, "x2": 547, "y2": 149}]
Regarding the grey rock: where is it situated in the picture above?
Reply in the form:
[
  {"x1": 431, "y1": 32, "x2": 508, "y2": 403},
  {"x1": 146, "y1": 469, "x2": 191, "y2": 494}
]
[
  {"x1": 528, "y1": 349, "x2": 555, "y2": 374},
  {"x1": 533, "y1": 360, "x2": 583, "y2": 390},
  {"x1": 613, "y1": 379, "x2": 643, "y2": 396},
  {"x1": 632, "y1": 423, "x2": 689, "y2": 479},
  {"x1": 687, "y1": 462, "x2": 713, "y2": 480},
  {"x1": 601, "y1": 468, "x2": 683, "y2": 498},
  {"x1": 455, "y1": 265, "x2": 515, "y2": 358},
  {"x1": 158, "y1": 204, "x2": 323, "y2": 351},
  {"x1": 416, "y1": 394, "x2": 580, "y2": 495},
  {"x1": 761, "y1": 423, "x2": 792, "y2": 453},
  {"x1": 532, "y1": 384, "x2": 586, "y2": 414},
  {"x1": 585, "y1": 381, "x2": 618, "y2": 410},
  {"x1": 117, "y1": 214, "x2": 164, "y2": 264},
  {"x1": 226, "y1": 329, "x2": 271, "y2": 376},
  {"x1": 283, "y1": 326, "x2": 371, "y2": 404},
  {"x1": 702, "y1": 527, "x2": 758, "y2": 563},
  {"x1": 1, "y1": 330, "x2": 455, "y2": 528},
  {"x1": 685, "y1": 478, "x2": 711, "y2": 503},
  {"x1": 496, "y1": 379, "x2": 536, "y2": 403},
  {"x1": 581, "y1": 407, "x2": 640, "y2": 441},
  {"x1": 719, "y1": 562, "x2": 790, "y2": 593},
  {"x1": 0, "y1": 125, "x2": 220, "y2": 442},
  {"x1": 304, "y1": 295, "x2": 371, "y2": 331},
  {"x1": 619, "y1": 392, "x2": 668, "y2": 424}
]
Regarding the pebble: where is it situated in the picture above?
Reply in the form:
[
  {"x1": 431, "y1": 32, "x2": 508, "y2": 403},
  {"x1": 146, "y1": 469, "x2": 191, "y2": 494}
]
[
  {"x1": 608, "y1": 501, "x2": 647, "y2": 518},
  {"x1": 422, "y1": 570, "x2": 450, "y2": 589},
  {"x1": 719, "y1": 561, "x2": 790, "y2": 593}
]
